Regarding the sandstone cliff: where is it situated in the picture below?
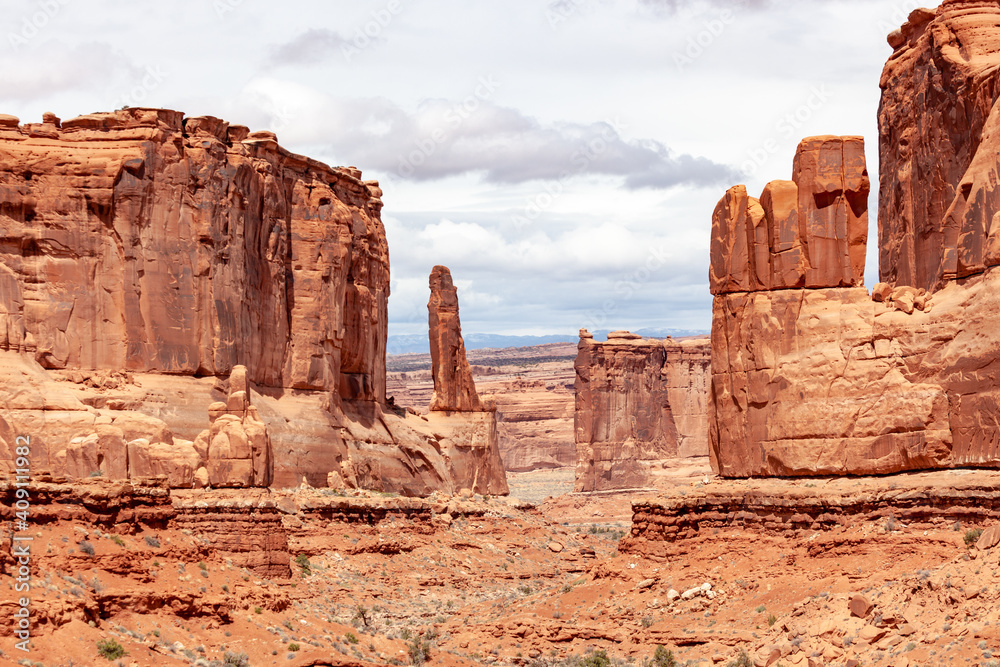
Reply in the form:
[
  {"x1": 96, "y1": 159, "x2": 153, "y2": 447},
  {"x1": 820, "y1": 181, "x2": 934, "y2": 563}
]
[
  {"x1": 709, "y1": 131, "x2": 1000, "y2": 475},
  {"x1": 574, "y1": 330, "x2": 710, "y2": 492},
  {"x1": 0, "y1": 108, "x2": 506, "y2": 496},
  {"x1": 878, "y1": 2, "x2": 1000, "y2": 291}
]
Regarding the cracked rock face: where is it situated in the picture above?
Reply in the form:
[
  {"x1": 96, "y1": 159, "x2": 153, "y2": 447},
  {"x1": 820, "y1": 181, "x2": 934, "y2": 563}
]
[
  {"x1": 879, "y1": 1, "x2": 1000, "y2": 291},
  {"x1": 710, "y1": 125, "x2": 1000, "y2": 475},
  {"x1": 0, "y1": 109, "x2": 508, "y2": 496},
  {"x1": 574, "y1": 331, "x2": 711, "y2": 492}
]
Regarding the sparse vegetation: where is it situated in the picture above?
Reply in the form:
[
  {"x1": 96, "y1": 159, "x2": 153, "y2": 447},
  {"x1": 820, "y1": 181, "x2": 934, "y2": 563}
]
[
  {"x1": 96, "y1": 638, "x2": 126, "y2": 660},
  {"x1": 579, "y1": 650, "x2": 612, "y2": 667},
  {"x1": 406, "y1": 631, "x2": 433, "y2": 665},
  {"x1": 295, "y1": 553, "x2": 312, "y2": 576},
  {"x1": 345, "y1": 632, "x2": 359, "y2": 644},
  {"x1": 767, "y1": 613, "x2": 778, "y2": 627},
  {"x1": 288, "y1": 643, "x2": 300, "y2": 652},
  {"x1": 223, "y1": 651, "x2": 250, "y2": 666},
  {"x1": 966, "y1": 528, "x2": 983, "y2": 546},
  {"x1": 726, "y1": 649, "x2": 753, "y2": 667},
  {"x1": 79, "y1": 541, "x2": 95, "y2": 556},
  {"x1": 145, "y1": 536, "x2": 161, "y2": 548},
  {"x1": 651, "y1": 646, "x2": 677, "y2": 667}
]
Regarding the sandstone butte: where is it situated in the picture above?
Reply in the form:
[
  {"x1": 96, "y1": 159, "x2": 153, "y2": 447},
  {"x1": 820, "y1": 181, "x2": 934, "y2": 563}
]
[
  {"x1": 574, "y1": 329, "x2": 710, "y2": 492},
  {"x1": 0, "y1": 107, "x2": 507, "y2": 496},
  {"x1": 709, "y1": 3, "x2": 1000, "y2": 478}
]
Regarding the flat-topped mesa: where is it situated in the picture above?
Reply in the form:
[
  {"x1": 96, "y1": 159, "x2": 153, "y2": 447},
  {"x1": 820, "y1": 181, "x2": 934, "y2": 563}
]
[
  {"x1": 711, "y1": 136, "x2": 869, "y2": 294},
  {"x1": 574, "y1": 329, "x2": 711, "y2": 492},
  {"x1": 428, "y1": 265, "x2": 484, "y2": 412},
  {"x1": 879, "y1": 3, "x2": 1000, "y2": 292}
]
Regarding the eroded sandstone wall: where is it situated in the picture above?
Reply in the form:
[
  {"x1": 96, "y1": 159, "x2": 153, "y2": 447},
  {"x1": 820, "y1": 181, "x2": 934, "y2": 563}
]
[
  {"x1": 0, "y1": 108, "x2": 505, "y2": 496},
  {"x1": 0, "y1": 108, "x2": 387, "y2": 398},
  {"x1": 574, "y1": 330, "x2": 710, "y2": 492},
  {"x1": 878, "y1": 2, "x2": 1000, "y2": 291},
  {"x1": 709, "y1": 123, "x2": 1000, "y2": 474}
]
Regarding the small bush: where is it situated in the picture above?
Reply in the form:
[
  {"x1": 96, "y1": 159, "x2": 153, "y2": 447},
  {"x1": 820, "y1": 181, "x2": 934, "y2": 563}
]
[
  {"x1": 79, "y1": 541, "x2": 96, "y2": 556},
  {"x1": 767, "y1": 613, "x2": 778, "y2": 627},
  {"x1": 406, "y1": 632, "x2": 432, "y2": 666},
  {"x1": 111, "y1": 536, "x2": 125, "y2": 547},
  {"x1": 89, "y1": 470, "x2": 103, "y2": 478},
  {"x1": 580, "y1": 650, "x2": 612, "y2": 667},
  {"x1": 295, "y1": 554, "x2": 312, "y2": 576},
  {"x1": 198, "y1": 561, "x2": 208, "y2": 570},
  {"x1": 726, "y1": 649, "x2": 752, "y2": 667},
  {"x1": 345, "y1": 632, "x2": 359, "y2": 644},
  {"x1": 966, "y1": 528, "x2": 984, "y2": 546},
  {"x1": 652, "y1": 645, "x2": 677, "y2": 667},
  {"x1": 288, "y1": 643, "x2": 300, "y2": 652},
  {"x1": 145, "y1": 536, "x2": 161, "y2": 548},
  {"x1": 755, "y1": 605, "x2": 766, "y2": 613},
  {"x1": 97, "y1": 638, "x2": 126, "y2": 660},
  {"x1": 641, "y1": 616, "x2": 655, "y2": 629},
  {"x1": 224, "y1": 652, "x2": 250, "y2": 666},
  {"x1": 254, "y1": 606, "x2": 263, "y2": 614}
]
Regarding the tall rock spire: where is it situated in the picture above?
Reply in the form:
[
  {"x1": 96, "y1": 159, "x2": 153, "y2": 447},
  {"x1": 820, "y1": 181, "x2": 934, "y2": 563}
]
[{"x1": 427, "y1": 266, "x2": 483, "y2": 412}]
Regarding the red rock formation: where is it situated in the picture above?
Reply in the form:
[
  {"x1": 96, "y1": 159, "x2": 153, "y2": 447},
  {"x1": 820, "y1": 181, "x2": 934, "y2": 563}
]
[
  {"x1": 200, "y1": 365, "x2": 273, "y2": 488},
  {"x1": 574, "y1": 330, "x2": 710, "y2": 492},
  {"x1": 0, "y1": 109, "x2": 387, "y2": 399},
  {"x1": 428, "y1": 266, "x2": 483, "y2": 412},
  {"x1": 711, "y1": 136, "x2": 869, "y2": 294},
  {"x1": 0, "y1": 109, "x2": 505, "y2": 496},
  {"x1": 879, "y1": 3, "x2": 1000, "y2": 291},
  {"x1": 709, "y1": 123, "x2": 1000, "y2": 476}
]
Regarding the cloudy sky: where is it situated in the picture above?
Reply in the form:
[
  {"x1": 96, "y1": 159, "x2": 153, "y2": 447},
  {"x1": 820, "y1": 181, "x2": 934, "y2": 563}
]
[{"x1": 2, "y1": 0, "x2": 927, "y2": 340}]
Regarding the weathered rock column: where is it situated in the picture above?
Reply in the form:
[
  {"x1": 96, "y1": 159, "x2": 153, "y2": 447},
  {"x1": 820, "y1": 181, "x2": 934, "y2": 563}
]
[{"x1": 428, "y1": 265, "x2": 483, "y2": 412}]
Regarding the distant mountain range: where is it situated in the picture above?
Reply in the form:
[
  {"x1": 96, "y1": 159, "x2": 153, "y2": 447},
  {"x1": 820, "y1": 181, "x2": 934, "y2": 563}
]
[{"x1": 387, "y1": 328, "x2": 710, "y2": 355}]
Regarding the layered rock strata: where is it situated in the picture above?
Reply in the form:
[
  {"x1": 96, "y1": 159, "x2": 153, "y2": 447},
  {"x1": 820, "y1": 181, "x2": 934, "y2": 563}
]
[
  {"x1": 574, "y1": 330, "x2": 711, "y2": 492},
  {"x1": 625, "y1": 470, "x2": 1000, "y2": 547},
  {"x1": 0, "y1": 108, "x2": 505, "y2": 495}
]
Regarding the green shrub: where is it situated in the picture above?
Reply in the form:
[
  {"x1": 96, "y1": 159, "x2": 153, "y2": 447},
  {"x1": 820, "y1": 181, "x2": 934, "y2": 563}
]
[
  {"x1": 145, "y1": 535, "x2": 161, "y2": 548},
  {"x1": 580, "y1": 650, "x2": 612, "y2": 667},
  {"x1": 111, "y1": 536, "x2": 125, "y2": 547},
  {"x1": 966, "y1": 528, "x2": 984, "y2": 546},
  {"x1": 345, "y1": 632, "x2": 359, "y2": 644},
  {"x1": 295, "y1": 554, "x2": 312, "y2": 576},
  {"x1": 406, "y1": 632, "x2": 432, "y2": 666},
  {"x1": 652, "y1": 646, "x2": 677, "y2": 667},
  {"x1": 288, "y1": 643, "x2": 300, "y2": 652},
  {"x1": 253, "y1": 606, "x2": 263, "y2": 614},
  {"x1": 767, "y1": 613, "x2": 778, "y2": 627},
  {"x1": 97, "y1": 638, "x2": 126, "y2": 660}
]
